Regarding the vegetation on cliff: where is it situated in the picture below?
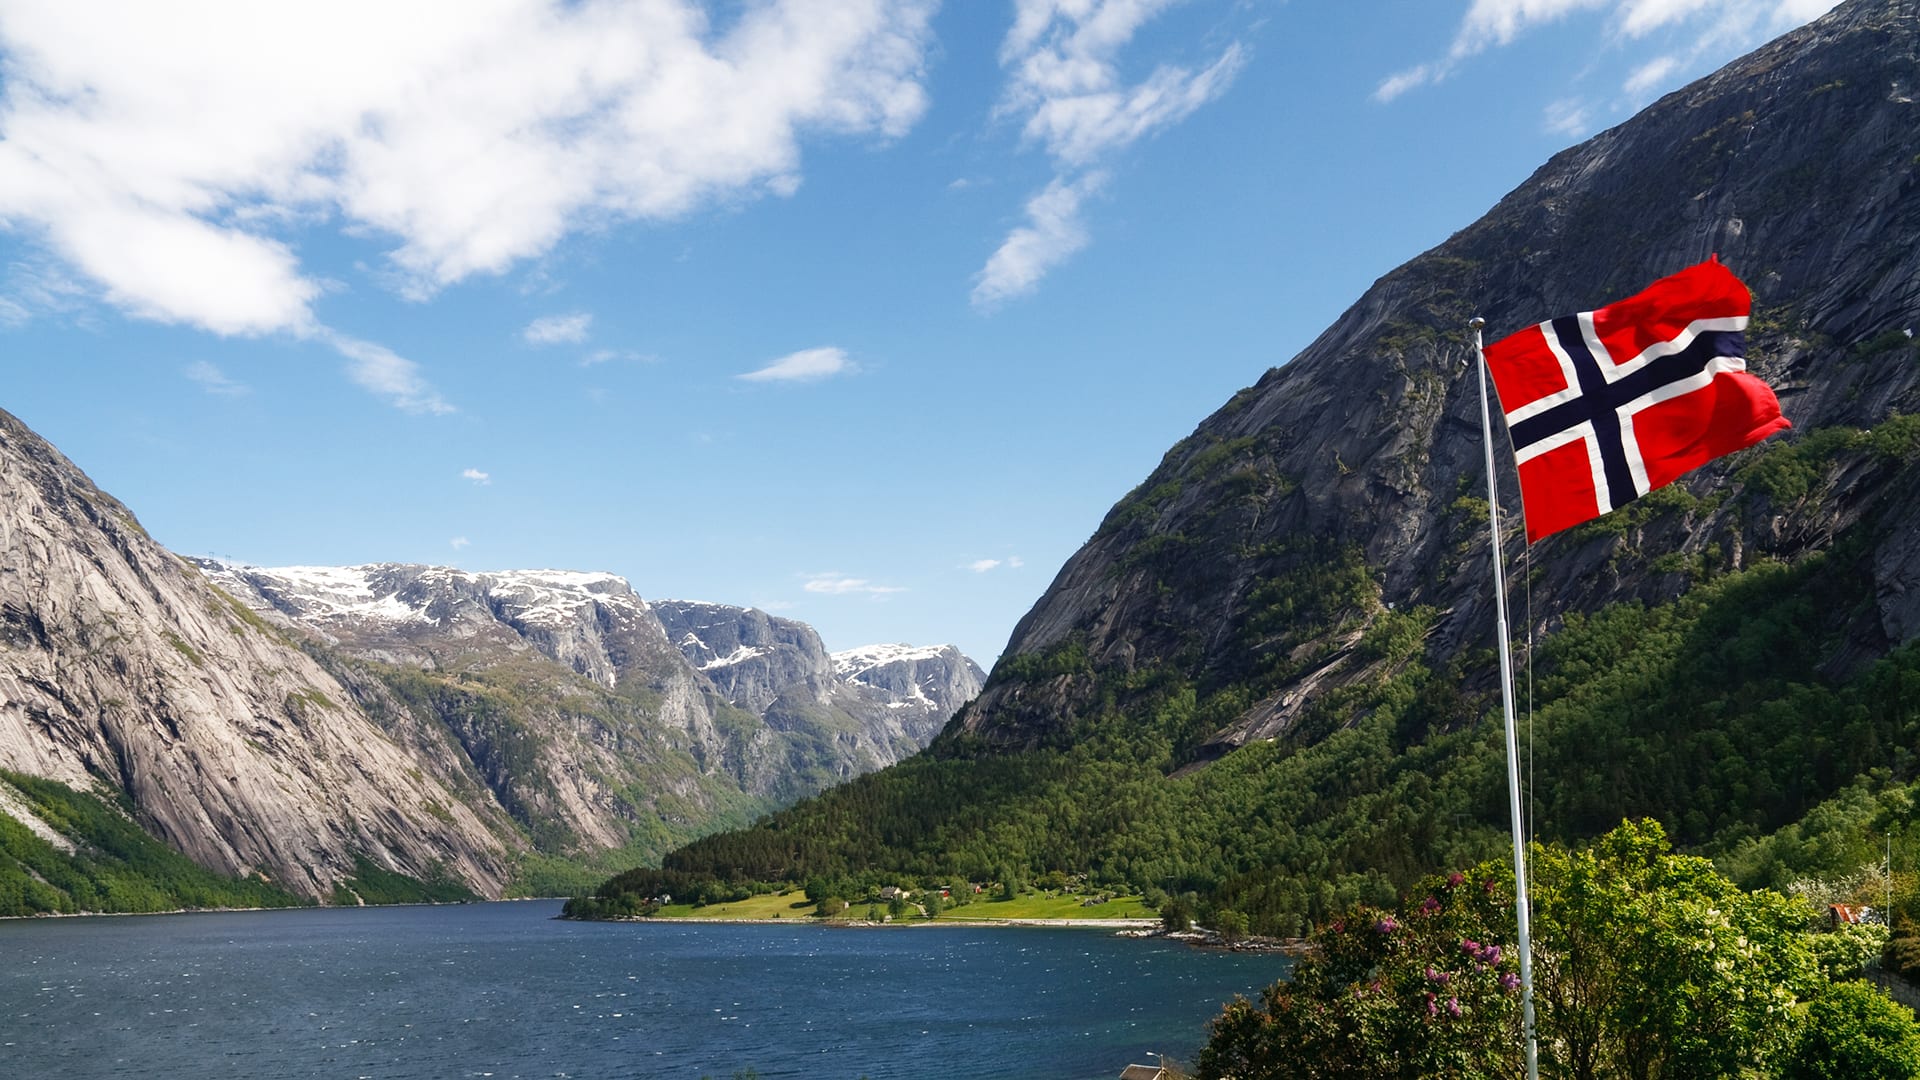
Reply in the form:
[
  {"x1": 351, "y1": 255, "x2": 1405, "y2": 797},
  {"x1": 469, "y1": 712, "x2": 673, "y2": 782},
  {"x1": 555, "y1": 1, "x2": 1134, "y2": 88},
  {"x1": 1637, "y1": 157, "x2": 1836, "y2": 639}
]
[
  {"x1": 574, "y1": 462, "x2": 1920, "y2": 933},
  {"x1": 1196, "y1": 820, "x2": 1920, "y2": 1080},
  {"x1": 0, "y1": 771, "x2": 308, "y2": 917}
]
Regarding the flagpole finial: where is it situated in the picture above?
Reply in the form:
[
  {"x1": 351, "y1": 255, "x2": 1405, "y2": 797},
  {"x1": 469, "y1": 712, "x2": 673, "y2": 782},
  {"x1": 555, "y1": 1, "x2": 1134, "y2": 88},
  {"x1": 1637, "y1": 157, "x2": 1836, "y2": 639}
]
[{"x1": 1469, "y1": 316, "x2": 1486, "y2": 331}]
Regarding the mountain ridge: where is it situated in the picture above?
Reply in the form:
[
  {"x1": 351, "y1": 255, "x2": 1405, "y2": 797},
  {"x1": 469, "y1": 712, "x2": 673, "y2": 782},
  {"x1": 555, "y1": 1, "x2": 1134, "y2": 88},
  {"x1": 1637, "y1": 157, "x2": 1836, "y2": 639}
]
[
  {"x1": 581, "y1": 0, "x2": 1920, "y2": 930},
  {"x1": 0, "y1": 420, "x2": 983, "y2": 910}
]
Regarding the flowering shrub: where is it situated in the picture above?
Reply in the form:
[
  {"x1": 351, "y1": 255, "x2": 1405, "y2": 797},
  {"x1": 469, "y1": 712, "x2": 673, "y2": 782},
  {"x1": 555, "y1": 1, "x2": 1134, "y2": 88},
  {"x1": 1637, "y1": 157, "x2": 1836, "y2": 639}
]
[{"x1": 1197, "y1": 820, "x2": 1912, "y2": 1080}]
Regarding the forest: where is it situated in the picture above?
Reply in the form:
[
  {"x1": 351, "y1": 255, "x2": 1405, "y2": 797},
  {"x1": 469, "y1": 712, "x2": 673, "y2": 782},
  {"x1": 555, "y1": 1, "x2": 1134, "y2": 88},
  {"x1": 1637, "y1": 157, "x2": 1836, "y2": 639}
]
[{"x1": 579, "y1": 418, "x2": 1920, "y2": 936}]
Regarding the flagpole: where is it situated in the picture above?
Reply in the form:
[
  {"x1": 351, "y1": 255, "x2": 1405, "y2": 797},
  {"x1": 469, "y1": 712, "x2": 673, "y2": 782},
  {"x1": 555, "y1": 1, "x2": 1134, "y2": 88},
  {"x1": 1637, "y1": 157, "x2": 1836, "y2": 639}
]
[{"x1": 1472, "y1": 316, "x2": 1540, "y2": 1080}]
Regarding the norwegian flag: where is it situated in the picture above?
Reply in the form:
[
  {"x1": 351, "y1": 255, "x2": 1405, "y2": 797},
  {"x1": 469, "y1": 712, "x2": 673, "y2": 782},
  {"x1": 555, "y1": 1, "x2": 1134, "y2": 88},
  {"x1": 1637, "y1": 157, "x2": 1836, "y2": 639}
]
[{"x1": 1483, "y1": 258, "x2": 1790, "y2": 542}]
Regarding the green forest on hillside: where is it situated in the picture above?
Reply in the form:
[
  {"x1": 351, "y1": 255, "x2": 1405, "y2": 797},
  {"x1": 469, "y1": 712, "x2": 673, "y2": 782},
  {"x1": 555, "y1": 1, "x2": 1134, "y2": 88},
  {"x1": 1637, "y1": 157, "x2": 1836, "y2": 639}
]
[
  {"x1": 576, "y1": 424, "x2": 1920, "y2": 935},
  {"x1": 0, "y1": 771, "x2": 309, "y2": 916}
]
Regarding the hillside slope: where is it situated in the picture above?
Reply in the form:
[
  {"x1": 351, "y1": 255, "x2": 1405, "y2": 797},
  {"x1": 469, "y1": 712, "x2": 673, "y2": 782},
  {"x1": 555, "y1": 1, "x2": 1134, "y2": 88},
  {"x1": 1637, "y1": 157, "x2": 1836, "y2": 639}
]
[
  {"x1": 0, "y1": 409, "x2": 512, "y2": 901},
  {"x1": 0, "y1": 411, "x2": 982, "y2": 910},
  {"x1": 583, "y1": 0, "x2": 1920, "y2": 928},
  {"x1": 954, "y1": 0, "x2": 1919, "y2": 759}
]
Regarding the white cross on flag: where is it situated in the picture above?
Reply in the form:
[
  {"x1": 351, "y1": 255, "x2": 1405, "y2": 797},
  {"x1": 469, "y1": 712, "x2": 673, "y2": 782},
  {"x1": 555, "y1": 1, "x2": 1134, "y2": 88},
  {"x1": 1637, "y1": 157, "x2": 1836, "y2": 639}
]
[{"x1": 1483, "y1": 257, "x2": 1791, "y2": 542}]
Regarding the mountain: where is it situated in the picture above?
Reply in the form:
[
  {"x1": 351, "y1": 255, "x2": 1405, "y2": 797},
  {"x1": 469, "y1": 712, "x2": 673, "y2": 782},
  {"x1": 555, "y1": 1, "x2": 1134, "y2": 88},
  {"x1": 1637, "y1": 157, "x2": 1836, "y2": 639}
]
[
  {"x1": 0, "y1": 412, "x2": 980, "y2": 911},
  {"x1": 0, "y1": 408, "x2": 511, "y2": 903},
  {"x1": 583, "y1": 0, "x2": 1920, "y2": 930},
  {"x1": 198, "y1": 568, "x2": 981, "y2": 801},
  {"x1": 956, "y1": 0, "x2": 1920, "y2": 759},
  {"x1": 654, "y1": 600, "x2": 984, "y2": 767}
]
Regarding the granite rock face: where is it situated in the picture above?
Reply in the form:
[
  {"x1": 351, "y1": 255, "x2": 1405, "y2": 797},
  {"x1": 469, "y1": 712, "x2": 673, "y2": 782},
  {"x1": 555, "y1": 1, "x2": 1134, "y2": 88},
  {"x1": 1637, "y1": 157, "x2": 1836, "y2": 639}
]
[
  {"x1": 0, "y1": 412, "x2": 985, "y2": 903},
  {"x1": 0, "y1": 409, "x2": 511, "y2": 899},
  {"x1": 957, "y1": 0, "x2": 1920, "y2": 754},
  {"x1": 655, "y1": 601, "x2": 987, "y2": 777},
  {"x1": 195, "y1": 567, "x2": 988, "y2": 849}
]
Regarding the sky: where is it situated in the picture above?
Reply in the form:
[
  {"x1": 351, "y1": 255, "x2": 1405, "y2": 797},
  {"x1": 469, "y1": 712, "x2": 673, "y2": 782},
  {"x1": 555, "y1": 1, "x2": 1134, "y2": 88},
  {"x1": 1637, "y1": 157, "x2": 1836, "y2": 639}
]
[{"x1": 0, "y1": 0, "x2": 1842, "y2": 666}]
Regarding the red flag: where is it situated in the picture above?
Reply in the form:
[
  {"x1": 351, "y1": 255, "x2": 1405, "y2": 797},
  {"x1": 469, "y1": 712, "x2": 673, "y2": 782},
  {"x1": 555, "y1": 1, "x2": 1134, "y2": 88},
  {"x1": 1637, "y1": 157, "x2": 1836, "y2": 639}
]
[{"x1": 1483, "y1": 258, "x2": 1790, "y2": 542}]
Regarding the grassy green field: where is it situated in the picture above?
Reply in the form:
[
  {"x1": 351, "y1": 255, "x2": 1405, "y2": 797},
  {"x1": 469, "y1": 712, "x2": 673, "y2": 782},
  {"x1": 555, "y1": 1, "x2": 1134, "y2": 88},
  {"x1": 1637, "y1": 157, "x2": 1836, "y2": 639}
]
[
  {"x1": 650, "y1": 889, "x2": 1155, "y2": 922},
  {"x1": 655, "y1": 890, "x2": 816, "y2": 919},
  {"x1": 936, "y1": 892, "x2": 1154, "y2": 921}
]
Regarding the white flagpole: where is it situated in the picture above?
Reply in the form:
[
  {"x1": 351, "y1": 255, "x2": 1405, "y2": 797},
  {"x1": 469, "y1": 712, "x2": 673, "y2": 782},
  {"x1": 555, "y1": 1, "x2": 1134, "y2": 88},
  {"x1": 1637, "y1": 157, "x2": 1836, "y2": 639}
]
[{"x1": 1471, "y1": 316, "x2": 1540, "y2": 1080}]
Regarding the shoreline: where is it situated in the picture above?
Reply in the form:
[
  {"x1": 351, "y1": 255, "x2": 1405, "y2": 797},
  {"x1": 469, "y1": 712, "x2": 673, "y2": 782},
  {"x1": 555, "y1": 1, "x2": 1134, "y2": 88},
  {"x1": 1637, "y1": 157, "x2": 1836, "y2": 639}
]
[
  {"x1": 565, "y1": 913, "x2": 1161, "y2": 929},
  {"x1": 0, "y1": 896, "x2": 565, "y2": 923},
  {"x1": 566, "y1": 913, "x2": 1307, "y2": 951}
]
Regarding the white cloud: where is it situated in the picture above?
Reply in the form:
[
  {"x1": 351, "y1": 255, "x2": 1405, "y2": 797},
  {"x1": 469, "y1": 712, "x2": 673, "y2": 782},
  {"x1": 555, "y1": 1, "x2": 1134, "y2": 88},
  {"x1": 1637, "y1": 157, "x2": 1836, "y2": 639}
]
[
  {"x1": 1621, "y1": 55, "x2": 1682, "y2": 96},
  {"x1": 1017, "y1": 45, "x2": 1245, "y2": 169},
  {"x1": 461, "y1": 468, "x2": 491, "y2": 485},
  {"x1": 450, "y1": 536, "x2": 470, "y2": 550},
  {"x1": 737, "y1": 346, "x2": 855, "y2": 383},
  {"x1": 0, "y1": 259, "x2": 97, "y2": 327},
  {"x1": 973, "y1": 172, "x2": 1105, "y2": 309},
  {"x1": 1543, "y1": 98, "x2": 1594, "y2": 136},
  {"x1": 1373, "y1": 64, "x2": 1437, "y2": 104},
  {"x1": 1377, "y1": 0, "x2": 1840, "y2": 102},
  {"x1": 583, "y1": 348, "x2": 656, "y2": 366},
  {"x1": 977, "y1": 1, "x2": 1244, "y2": 305},
  {"x1": 1619, "y1": 0, "x2": 1718, "y2": 36},
  {"x1": 802, "y1": 573, "x2": 905, "y2": 596},
  {"x1": 324, "y1": 331, "x2": 454, "y2": 415},
  {"x1": 184, "y1": 360, "x2": 249, "y2": 397},
  {"x1": 522, "y1": 312, "x2": 592, "y2": 346},
  {"x1": 966, "y1": 555, "x2": 1026, "y2": 573},
  {"x1": 0, "y1": 0, "x2": 938, "y2": 387}
]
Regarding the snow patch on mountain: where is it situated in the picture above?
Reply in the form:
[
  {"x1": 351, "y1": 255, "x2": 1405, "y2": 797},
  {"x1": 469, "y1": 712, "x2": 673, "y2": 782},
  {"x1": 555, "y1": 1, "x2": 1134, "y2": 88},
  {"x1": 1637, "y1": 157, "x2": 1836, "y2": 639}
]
[{"x1": 831, "y1": 643, "x2": 956, "y2": 679}]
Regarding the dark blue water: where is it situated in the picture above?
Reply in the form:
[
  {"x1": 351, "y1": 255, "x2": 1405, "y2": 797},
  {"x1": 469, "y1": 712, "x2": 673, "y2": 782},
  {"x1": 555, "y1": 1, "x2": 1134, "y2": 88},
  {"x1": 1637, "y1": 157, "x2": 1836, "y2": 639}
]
[{"x1": 0, "y1": 901, "x2": 1289, "y2": 1079}]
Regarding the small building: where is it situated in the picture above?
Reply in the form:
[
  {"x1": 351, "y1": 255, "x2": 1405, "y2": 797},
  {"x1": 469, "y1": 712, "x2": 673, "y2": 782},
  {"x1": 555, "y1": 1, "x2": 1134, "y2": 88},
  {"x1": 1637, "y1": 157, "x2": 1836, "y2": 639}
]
[
  {"x1": 879, "y1": 886, "x2": 909, "y2": 902},
  {"x1": 1830, "y1": 903, "x2": 1863, "y2": 928}
]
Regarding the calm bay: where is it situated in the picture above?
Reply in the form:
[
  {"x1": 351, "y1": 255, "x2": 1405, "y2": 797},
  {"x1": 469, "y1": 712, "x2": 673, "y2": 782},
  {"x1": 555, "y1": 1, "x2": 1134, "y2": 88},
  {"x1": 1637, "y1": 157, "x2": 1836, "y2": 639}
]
[{"x1": 0, "y1": 900, "x2": 1288, "y2": 1079}]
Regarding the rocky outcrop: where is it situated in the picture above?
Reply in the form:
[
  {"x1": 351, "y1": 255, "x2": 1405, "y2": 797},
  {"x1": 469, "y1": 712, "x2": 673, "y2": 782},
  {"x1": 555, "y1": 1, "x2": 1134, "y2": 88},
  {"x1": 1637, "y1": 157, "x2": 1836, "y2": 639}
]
[
  {"x1": 653, "y1": 601, "x2": 838, "y2": 716},
  {"x1": 832, "y1": 642, "x2": 988, "y2": 729},
  {"x1": 0, "y1": 411, "x2": 986, "y2": 906},
  {"x1": 0, "y1": 408, "x2": 512, "y2": 900},
  {"x1": 654, "y1": 601, "x2": 987, "y2": 776},
  {"x1": 196, "y1": 557, "x2": 991, "y2": 845},
  {"x1": 957, "y1": 0, "x2": 1920, "y2": 754}
]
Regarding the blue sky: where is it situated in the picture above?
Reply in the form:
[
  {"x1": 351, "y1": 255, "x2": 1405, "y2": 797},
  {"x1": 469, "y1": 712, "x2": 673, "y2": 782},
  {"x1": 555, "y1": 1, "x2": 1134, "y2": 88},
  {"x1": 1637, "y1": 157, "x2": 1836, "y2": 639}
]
[{"x1": 0, "y1": 0, "x2": 1839, "y2": 666}]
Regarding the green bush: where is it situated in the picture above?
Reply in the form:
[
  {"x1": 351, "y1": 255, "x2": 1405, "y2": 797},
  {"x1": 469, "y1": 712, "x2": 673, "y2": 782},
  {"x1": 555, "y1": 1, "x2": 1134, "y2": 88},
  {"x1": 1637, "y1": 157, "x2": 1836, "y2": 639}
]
[
  {"x1": 1198, "y1": 822, "x2": 1823, "y2": 1080},
  {"x1": 1778, "y1": 980, "x2": 1920, "y2": 1080}
]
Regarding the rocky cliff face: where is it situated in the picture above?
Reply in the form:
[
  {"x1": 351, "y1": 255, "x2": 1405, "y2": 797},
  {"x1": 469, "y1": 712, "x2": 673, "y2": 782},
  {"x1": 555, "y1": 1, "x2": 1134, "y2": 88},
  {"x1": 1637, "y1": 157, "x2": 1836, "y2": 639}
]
[
  {"x1": 956, "y1": 0, "x2": 1920, "y2": 756},
  {"x1": 194, "y1": 565, "x2": 985, "y2": 847},
  {"x1": 653, "y1": 601, "x2": 986, "y2": 774},
  {"x1": 0, "y1": 409, "x2": 513, "y2": 900},
  {"x1": 0, "y1": 414, "x2": 984, "y2": 906},
  {"x1": 653, "y1": 601, "x2": 838, "y2": 716}
]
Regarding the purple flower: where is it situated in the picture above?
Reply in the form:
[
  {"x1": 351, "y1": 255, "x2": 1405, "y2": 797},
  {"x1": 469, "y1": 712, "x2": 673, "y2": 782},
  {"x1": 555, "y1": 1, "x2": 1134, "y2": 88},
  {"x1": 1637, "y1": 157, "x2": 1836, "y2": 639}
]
[
  {"x1": 1420, "y1": 895, "x2": 1441, "y2": 916},
  {"x1": 1447, "y1": 872, "x2": 1465, "y2": 889},
  {"x1": 1460, "y1": 939, "x2": 1481, "y2": 956},
  {"x1": 1500, "y1": 972, "x2": 1522, "y2": 993},
  {"x1": 1482, "y1": 944, "x2": 1503, "y2": 965},
  {"x1": 1375, "y1": 916, "x2": 1399, "y2": 934},
  {"x1": 1425, "y1": 966, "x2": 1450, "y2": 985},
  {"x1": 1425, "y1": 993, "x2": 1438, "y2": 1017},
  {"x1": 1446, "y1": 997, "x2": 1462, "y2": 1018}
]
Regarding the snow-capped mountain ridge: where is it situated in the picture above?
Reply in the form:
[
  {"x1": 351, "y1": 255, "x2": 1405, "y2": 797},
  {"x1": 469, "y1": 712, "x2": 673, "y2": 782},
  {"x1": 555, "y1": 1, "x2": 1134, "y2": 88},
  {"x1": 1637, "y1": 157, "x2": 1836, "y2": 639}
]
[
  {"x1": 200, "y1": 562, "x2": 983, "y2": 775},
  {"x1": 197, "y1": 561, "x2": 647, "y2": 635}
]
